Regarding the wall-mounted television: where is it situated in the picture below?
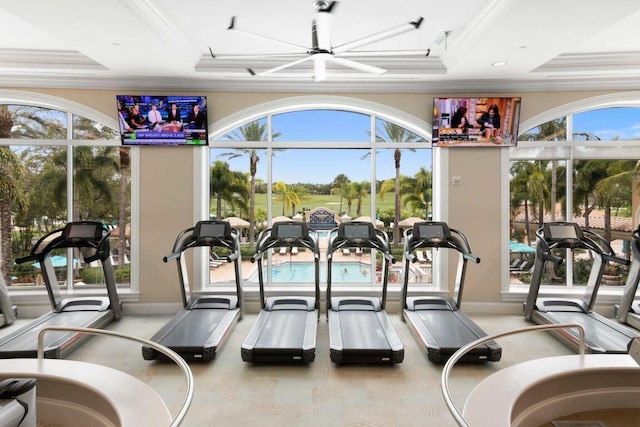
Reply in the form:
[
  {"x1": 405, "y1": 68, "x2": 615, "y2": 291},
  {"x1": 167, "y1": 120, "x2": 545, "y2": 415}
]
[
  {"x1": 432, "y1": 97, "x2": 521, "y2": 147},
  {"x1": 117, "y1": 95, "x2": 208, "y2": 146}
]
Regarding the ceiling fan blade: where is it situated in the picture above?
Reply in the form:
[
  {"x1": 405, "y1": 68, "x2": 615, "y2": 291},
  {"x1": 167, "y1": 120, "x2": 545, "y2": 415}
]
[
  {"x1": 212, "y1": 53, "x2": 308, "y2": 60},
  {"x1": 254, "y1": 55, "x2": 314, "y2": 76},
  {"x1": 335, "y1": 49, "x2": 430, "y2": 57},
  {"x1": 329, "y1": 57, "x2": 387, "y2": 75},
  {"x1": 332, "y1": 17, "x2": 424, "y2": 55},
  {"x1": 228, "y1": 16, "x2": 309, "y2": 52}
]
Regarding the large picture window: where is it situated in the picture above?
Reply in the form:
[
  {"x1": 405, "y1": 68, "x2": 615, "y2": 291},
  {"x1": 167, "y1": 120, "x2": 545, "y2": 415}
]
[
  {"x1": 0, "y1": 98, "x2": 132, "y2": 293},
  {"x1": 209, "y1": 101, "x2": 432, "y2": 290},
  {"x1": 509, "y1": 102, "x2": 640, "y2": 292}
]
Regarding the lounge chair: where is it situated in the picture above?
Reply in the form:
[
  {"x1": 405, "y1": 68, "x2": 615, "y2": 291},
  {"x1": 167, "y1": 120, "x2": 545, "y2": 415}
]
[
  {"x1": 291, "y1": 246, "x2": 299, "y2": 255},
  {"x1": 355, "y1": 247, "x2": 363, "y2": 256},
  {"x1": 279, "y1": 247, "x2": 287, "y2": 255},
  {"x1": 416, "y1": 251, "x2": 428, "y2": 263},
  {"x1": 342, "y1": 248, "x2": 351, "y2": 256}
]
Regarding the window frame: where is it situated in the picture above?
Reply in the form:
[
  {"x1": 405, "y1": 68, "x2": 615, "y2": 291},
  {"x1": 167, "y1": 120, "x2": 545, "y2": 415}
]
[
  {"x1": 0, "y1": 90, "x2": 139, "y2": 306},
  {"x1": 198, "y1": 95, "x2": 439, "y2": 293},
  {"x1": 504, "y1": 92, "x2": 640, "y2": 303}
]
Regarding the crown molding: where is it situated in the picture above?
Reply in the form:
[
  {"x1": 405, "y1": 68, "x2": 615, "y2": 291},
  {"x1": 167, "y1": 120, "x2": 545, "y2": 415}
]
[{"x1": 0, "y1": 48, "x2": 107, "y2": 70}]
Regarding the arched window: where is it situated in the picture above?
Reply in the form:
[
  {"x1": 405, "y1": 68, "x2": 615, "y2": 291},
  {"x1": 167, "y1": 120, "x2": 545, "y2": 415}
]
[
  {"x1": 508, "y1": 94, "x2": 640, "y2": 293},
  {"x1": 0, "y1": 91, "x2": 134, "y2": 294},
  {"x1": 206, "y1": 97, "x2": 432, "y2": 290}
]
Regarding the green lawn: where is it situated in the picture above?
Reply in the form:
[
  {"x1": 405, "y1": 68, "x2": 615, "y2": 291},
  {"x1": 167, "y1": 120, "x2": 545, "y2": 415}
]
[{"x1": 222, "y1": 193, "x2": 397, "y2": 219}]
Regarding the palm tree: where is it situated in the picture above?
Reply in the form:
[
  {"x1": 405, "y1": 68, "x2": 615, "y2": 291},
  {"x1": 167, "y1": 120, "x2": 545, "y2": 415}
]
[
  {"x1": 288, "y1": 184, "x2": 311, "y2": 217},
  {"x1": 573, "y1": 160, "x2": 611, "y2": 229},
  {"x1": 330, "y1": 174, "x2": 350, "y2": 214},
  {"x1": 0, "y1": 105, "x2": 64, "y2": 283},
  {"x1": 594, "y1": 160, "x2": 638, "y2": 241},
  {"x1": 341, "y1": 182, "x2": 357, "y2": 217},
  {"x1": 272, "y1": 181, "x2": 289, "y2": 216},
  {"x1": 510, "y1": 161, "x2": 549, "y2": 245},
  {"x1": 218, "y1": 120, "x2": 281, "y2": 246},
  {"x1": 401, "y1": 167, "x2": 432, "y2": 218},
  {"x1": 351, "y1": 181, "x2": 370, "y2": 218},
  {"x1": 210, "y1": 160, "x2": 250, "y2": 219},
  {"x1": 367, "y1": 120, "x2": 423, "y2": 246}
]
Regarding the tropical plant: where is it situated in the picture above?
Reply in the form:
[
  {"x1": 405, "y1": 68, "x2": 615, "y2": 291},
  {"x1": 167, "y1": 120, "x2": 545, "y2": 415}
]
[
  {"x1": 218, "y1": 119, "x2": 282, "y2": 245},
  {"x1": 330, "y1": 174, "x2": 350, "y2": 214},
  {"x1": 210, "y1": 160, "x2": 250, "y2": 219},
  {"x1": 0, "y1": 105, "x2": 65, "y2": 283},
  {"x1": 366, "y1": 120, "x2": 423, "y2": 246}
]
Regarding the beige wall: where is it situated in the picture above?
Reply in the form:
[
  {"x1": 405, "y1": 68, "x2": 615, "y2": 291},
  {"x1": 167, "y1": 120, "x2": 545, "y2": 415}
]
[{"x1": 8, "y1": 87, "x2": 626, "y2": 308}]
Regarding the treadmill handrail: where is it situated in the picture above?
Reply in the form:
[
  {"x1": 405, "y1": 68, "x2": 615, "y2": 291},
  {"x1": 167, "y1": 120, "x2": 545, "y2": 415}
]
[
  {"x1": 441, "y1": 323, "x2": 585, "y2": 427},
  {"x1": 38, "y1": 326, "x2": 193, "y2": 427},
  {"x1": 401, "y1": 223, "x2": 480, "y2": 310}
]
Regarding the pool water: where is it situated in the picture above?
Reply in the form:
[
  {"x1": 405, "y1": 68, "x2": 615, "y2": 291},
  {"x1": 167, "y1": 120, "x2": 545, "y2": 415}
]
[{"x1": 250, "y1": 262, "x2": 373, "y2": 283}]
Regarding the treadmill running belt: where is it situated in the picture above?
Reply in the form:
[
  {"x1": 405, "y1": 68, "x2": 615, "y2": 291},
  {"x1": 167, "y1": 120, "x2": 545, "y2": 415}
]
[
  {"x1": 541, "y1": 311, "x2": 634, "y2": 353},
  {"x1": 157, "y1": 310, "x2": 231, "y2": 348},
  {"x1": 254, "y1": 311, "x2": 308, "y2": 350},
  {"x1": 338, "y1": 311, "x2": 391, "y2": 351},
  {"x1": 415, "y1": 310, "x2": 482, "y2": 349}
]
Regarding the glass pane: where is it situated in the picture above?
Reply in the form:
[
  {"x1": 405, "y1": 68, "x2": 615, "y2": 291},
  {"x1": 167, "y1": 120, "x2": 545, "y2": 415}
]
[
  {"x1": 8, "y1": 145, "x2": 68, "y2": 287},
  {"x1": 72, "y1": 146, "x2": 131, "y2": 287},
  {"x1": 209, "y1": 147, "x2": 267, "y2": 285},
  {"x1": 272, "y1": 110, "x2": 370, "y2": 142},
  {"x1": 374, "y1": 118, "x2": 426, "y2": 142},
  {"x1": 376, "y1": 148, "x2": 433, "y2": 284},
  {"x1": 0, "y1": 105, "x2": 66, "y2": 139},
  {"x1": 215, "y1": 118, "x2": 269, "y2": 142},
  {"x1": 72, "y1": 115, "x2": 119, "y2": 140},
  {"x1": 509, "y1": 160, "x2": 567, "y2": 285},
  {"x1": 572, "y1": 158, "x2": 634, "y2": 285},
  {"x1": 573, "y1": 107, "x2": 640, "y2": 141},
  {"x1": 518, "y1": 117, "x2": 567, "y2": 141}
]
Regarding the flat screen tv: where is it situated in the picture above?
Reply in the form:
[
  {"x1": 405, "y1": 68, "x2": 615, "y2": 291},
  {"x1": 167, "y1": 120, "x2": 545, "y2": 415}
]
[
  {"x1": 432, "y1": 97, "x2": 521, "y2": 147},
  {"x1": 117, "y1": 95, "x2": 208, "y2": 146}
]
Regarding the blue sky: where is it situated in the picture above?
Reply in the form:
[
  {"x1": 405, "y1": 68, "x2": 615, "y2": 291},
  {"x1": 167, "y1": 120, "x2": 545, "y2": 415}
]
[
  {"x1": 213, "y1": 109, "x2": 432, "y2": 184},
  {"x1": 211, "y1": 106, "x2": 640, "y2": 184}
]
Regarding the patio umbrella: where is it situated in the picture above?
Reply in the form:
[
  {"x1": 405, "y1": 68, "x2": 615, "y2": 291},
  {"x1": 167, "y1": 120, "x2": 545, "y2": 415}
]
[
  {"x1": 272, "y1": 216, "x2": 292, "y2": 223},
  {"x1": 223, "y1": 216, "x2": 250, "y2": 228},
  {"x1": 353, "y1": 216, "x2": 384, "y2": 228},
  {"x1": 32, "y1": 255, "x2": 79, "y2": 268},
  {"x1": 509, "y1": 241, "x2": 535, "y2": 253},
  {"x1": 398, "y1": 217, "x2": 425, "y2": 228}
]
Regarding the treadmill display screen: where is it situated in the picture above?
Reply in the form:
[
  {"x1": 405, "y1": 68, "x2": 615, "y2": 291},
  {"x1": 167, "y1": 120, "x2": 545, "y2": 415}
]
[
  {"x1": 274, "y1": 223, "x2": 304, "y2": 239},
  {"x1": 64, "y1": 223, "x2": 102, "y2": 241},
  {"x1": 197, "y1": 222, "x2": 228, "y2": 238},
  {"x1": 342, "y1": 224, "x2": 372, "y2": 239},
  {"x1": 416, "y1": 224, "x2": 445, "y2": 240},
  {"x1": 546, "y1": 223, "x2": 582, "y2": 241}
]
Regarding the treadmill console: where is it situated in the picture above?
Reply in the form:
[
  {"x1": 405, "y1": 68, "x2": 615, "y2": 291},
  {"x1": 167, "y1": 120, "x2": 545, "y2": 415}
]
[
  {"x1": 272, "y1": 221, "x2": 308, "y2": 241},
  {"x1": 63, "y1": 222, "x2": 103, "y2": 243},
  {"x1": 543, "y1": 222, "x2": 583, "y2": 245},
  {"x1": 195, "y1": 221, "x2": 231, "y2": 239},
  {"x1": 413, "y1": 222, "x2": 450, "y2": 244},
  {"x1": 339, "y1": 223, "x2": 376, "y2": 242}
]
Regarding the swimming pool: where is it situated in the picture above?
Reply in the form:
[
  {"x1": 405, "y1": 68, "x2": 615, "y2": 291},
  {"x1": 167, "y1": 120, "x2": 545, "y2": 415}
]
[{"x1": 248, "y1": 261, "x2": 373, "y2": 283}]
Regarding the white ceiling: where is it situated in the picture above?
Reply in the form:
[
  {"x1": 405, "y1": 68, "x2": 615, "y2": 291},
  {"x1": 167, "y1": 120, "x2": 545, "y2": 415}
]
[{"x1": 1, "y1": 0, "x2": 640, "y2": 93}]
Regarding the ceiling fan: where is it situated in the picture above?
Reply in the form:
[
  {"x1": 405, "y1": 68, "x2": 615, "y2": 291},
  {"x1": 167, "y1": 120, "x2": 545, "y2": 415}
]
[{"x1": 210, "y1": 0, "x2": 428, "y2": 82}]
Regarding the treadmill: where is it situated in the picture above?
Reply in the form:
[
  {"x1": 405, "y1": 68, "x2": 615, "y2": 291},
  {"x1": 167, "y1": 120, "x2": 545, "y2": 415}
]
[
  {"x1": 0, "y1": 221, "x2": 121, "y2": 359},
  {"x1": 523, "y1": 221, "x2": 639, "y2": 353},
  {"x1": 0, "y1": 274, "x2": 17, "y2": 328},
  {"x1": 142, "y1": 220, "x2": 244, "y2": 362},
  {"x1": 241, "y1": 221, "x2": 320, "y2": 363},
  {"x1": 327, "y1": 221, "x2": 404, "y2": 364},
  {"x1": 615, "y1": 226, "x2": 640, "y2": 330},
  {"x1": 400, "y1": 221, "x2": 501, "y2": 363}
]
